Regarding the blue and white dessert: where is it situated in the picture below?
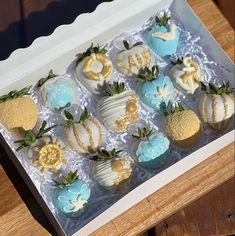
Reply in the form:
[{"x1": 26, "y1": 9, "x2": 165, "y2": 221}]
[
  {"x1": 147, "y1": 13, "x2": 179, "y2": 57},
  {"x1": 38, "y1": 70, "x2": 78, "y2": 111},
  {"x1": 131, "y1": 128, "x2": 170, "y2": 169},
  {"x1": 54, "y1": 170, "x2": 91, "y2": 217},
  {"x1": 136, "y1": 65, "x2": 174, "y2": 110}
]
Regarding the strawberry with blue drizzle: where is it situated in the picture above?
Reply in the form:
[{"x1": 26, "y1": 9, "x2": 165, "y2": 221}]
[{"x1": 53, "y1": 170, "x2": 90, "y2": 217}]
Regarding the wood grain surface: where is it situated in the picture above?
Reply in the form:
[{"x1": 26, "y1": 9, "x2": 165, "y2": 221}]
[
  {"x1": 215, "y1": 0, "x2": 234, "y2": 28},
  {"x1": 154, "y1": 177, "x2": 235, "y2": 236},
  {"x1": 91, "y1": 143, "x2": 235, "y2": 236},
  {"x1": 0, "y1": 0, "x2": 234, "y2": 235},
  {"x1": 0, "y1": 166, "x2": 49, "y2": 235}
]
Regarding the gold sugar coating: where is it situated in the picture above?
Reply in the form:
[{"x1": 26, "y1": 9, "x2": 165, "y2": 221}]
[{"x1": 33, "y1": 138, "x2": 66, "y2": 173}]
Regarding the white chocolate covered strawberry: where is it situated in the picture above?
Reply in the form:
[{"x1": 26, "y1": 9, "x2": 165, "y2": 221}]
[
  {"x1": 116, "y1": 40, "x2": 153, "y2": 76},
  {"x1": 97, "y1": 82, "x2": 139, "y2": 133},
  {"x1": 90, "y1": 148, "x2": 132, "y2": 191},
  {"x1": 199, "y1": 81, "x2": 235, "y2": 131},
  {"x1": 63, "y1": 108, "x2": 103, "y2": 156},
  {"x1": 38, "y1": 70, "x2": 79, "y2": 111},
  {"x1": 75, "y1": 44, "x2": 113, "y2": 94},
  {"x1": 169, "y1": 57, "x2": 204, "y2": 94}
]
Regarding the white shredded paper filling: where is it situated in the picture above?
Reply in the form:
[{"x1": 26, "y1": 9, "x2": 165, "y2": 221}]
[{"x1": 0, "y1": 6, "x2": 234, "y2": 236}]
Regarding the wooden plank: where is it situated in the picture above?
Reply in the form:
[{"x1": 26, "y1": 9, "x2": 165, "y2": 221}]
[
  {"x1": 111, "y1": 199, "x2": 157, "y2": 236},
  {"x1": 215, "y1": 0, "x2": 234, "y2": 29},
  {"x1": 0, "y1": 204, "x2": 49, "y2": 236},
  {"x1": 0, "y1": 142, "x2": 55, "y2": 235},
  {"x1": 154, "y1": 177, "x2": 235, "y2": 236},
  {"x1": 90, "y1": 222, "x2": 119, "y2": 236},
  {"x1": 0, "y1": 166, "x2": 22, "y2": 216},
  {"x1": 0, "y1": 166, "x2": 51, "y2": 236},
  {"x1": 187, "y1": 0, "x2": 235, "y2": 61},
  {"x1": 148, "y1": 144, "x2": 235, "y2": 232},
  {"x1": 100, "y1": 142, "x2": 234, "y2": 236}
]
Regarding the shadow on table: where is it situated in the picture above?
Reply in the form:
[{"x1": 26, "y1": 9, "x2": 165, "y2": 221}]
[
  {"x1": 0, "y1": 144, "x2": 56, "y2": 235},
  {"x1": 0, "y1": 0, "x2": 111, "y2": 234},
  {"x1": 0, "y1": 0, "x2": 112, "y2": 61}
]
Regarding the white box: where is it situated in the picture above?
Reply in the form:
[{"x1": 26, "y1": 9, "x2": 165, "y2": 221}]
[{"x1": 0, "y1": 0, "x2": 234, "y2": 235}]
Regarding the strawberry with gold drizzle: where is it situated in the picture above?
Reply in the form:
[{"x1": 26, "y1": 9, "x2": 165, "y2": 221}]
[
  {"x1": 97, "y1": 82, "x2": 139, "y2": 133},
  {"x1": 169, "y1": 56, "x2": 204, "y2": 94},
  {"x1": 90, "y1": 148, "x2": 132, "y2": 191},
  {"x1": 63, "y1": 108, "x2": 103, "y2": 156},
  {"x1": 116, "y1": 40, "x2": 153, "y2": 76},
  {"x1": 199, "y1": 81, "x2": 235, "y2": 131}
]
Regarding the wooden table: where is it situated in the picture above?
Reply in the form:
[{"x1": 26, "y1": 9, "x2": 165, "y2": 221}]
[{"x1": 0, "y1": 0, "x2": 234, "y2": 235}]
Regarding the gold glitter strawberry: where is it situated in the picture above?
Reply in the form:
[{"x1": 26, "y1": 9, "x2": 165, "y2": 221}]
[{"x1": 33, "y1": 138, "x2": 66, "y2": 173}]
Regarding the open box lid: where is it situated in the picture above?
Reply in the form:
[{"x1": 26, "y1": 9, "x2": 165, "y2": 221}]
[{"x1": 0, "y1": 0, "x2": 233, "y2": 94}]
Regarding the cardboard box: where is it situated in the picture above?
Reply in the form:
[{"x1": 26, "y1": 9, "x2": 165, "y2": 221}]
[{"x1": 0, "y1": 0, "x2": 234, "y2": 235}]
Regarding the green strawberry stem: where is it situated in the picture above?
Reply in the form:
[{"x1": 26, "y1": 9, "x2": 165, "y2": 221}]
[
  {"x1": 90, "y1": 148, "x2": 122, "y2": 161},
  {"x1": 162, "y1": 102, "x2": 186, "y2": 117},
  {"x1": 63, "y1": 108, "x2": 90, "y2": 127},
  {"x1": 170, "y1": 57, "x2": 184, "y2": 66},
  {"x1": 136, "y1": 65, "x2": 159, "y2": 82},
  {"x1": 37, "y1": 70, "x2": 57, "y2": 87},
  {"x1": 76, "y1": 43, "x2": 107, "y2": 65},
  {"x1": 53, "y1": 170, "x2": 79, "y2": 189},
  {"x1": 201, "y1": 81, "x2": 234, "y2": 95},
  {"x1": 132, "y1": 127, "x2": 152, "y2": 140},
  {"x1": 155, "y1": 12, "x2": 171, "y2": 27},
  {"x1": 14, "y1": 121, "x2": 57, "y2": 151},
  {"x1": 0, "y1": 86, "x2": 32, "y2": 102},
  {"x1": 103, "y1": 81, "x2": 125, "y2": 96},
  {"x1": 122, "y1": 40, "x2": 143, "y2": 50}
]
